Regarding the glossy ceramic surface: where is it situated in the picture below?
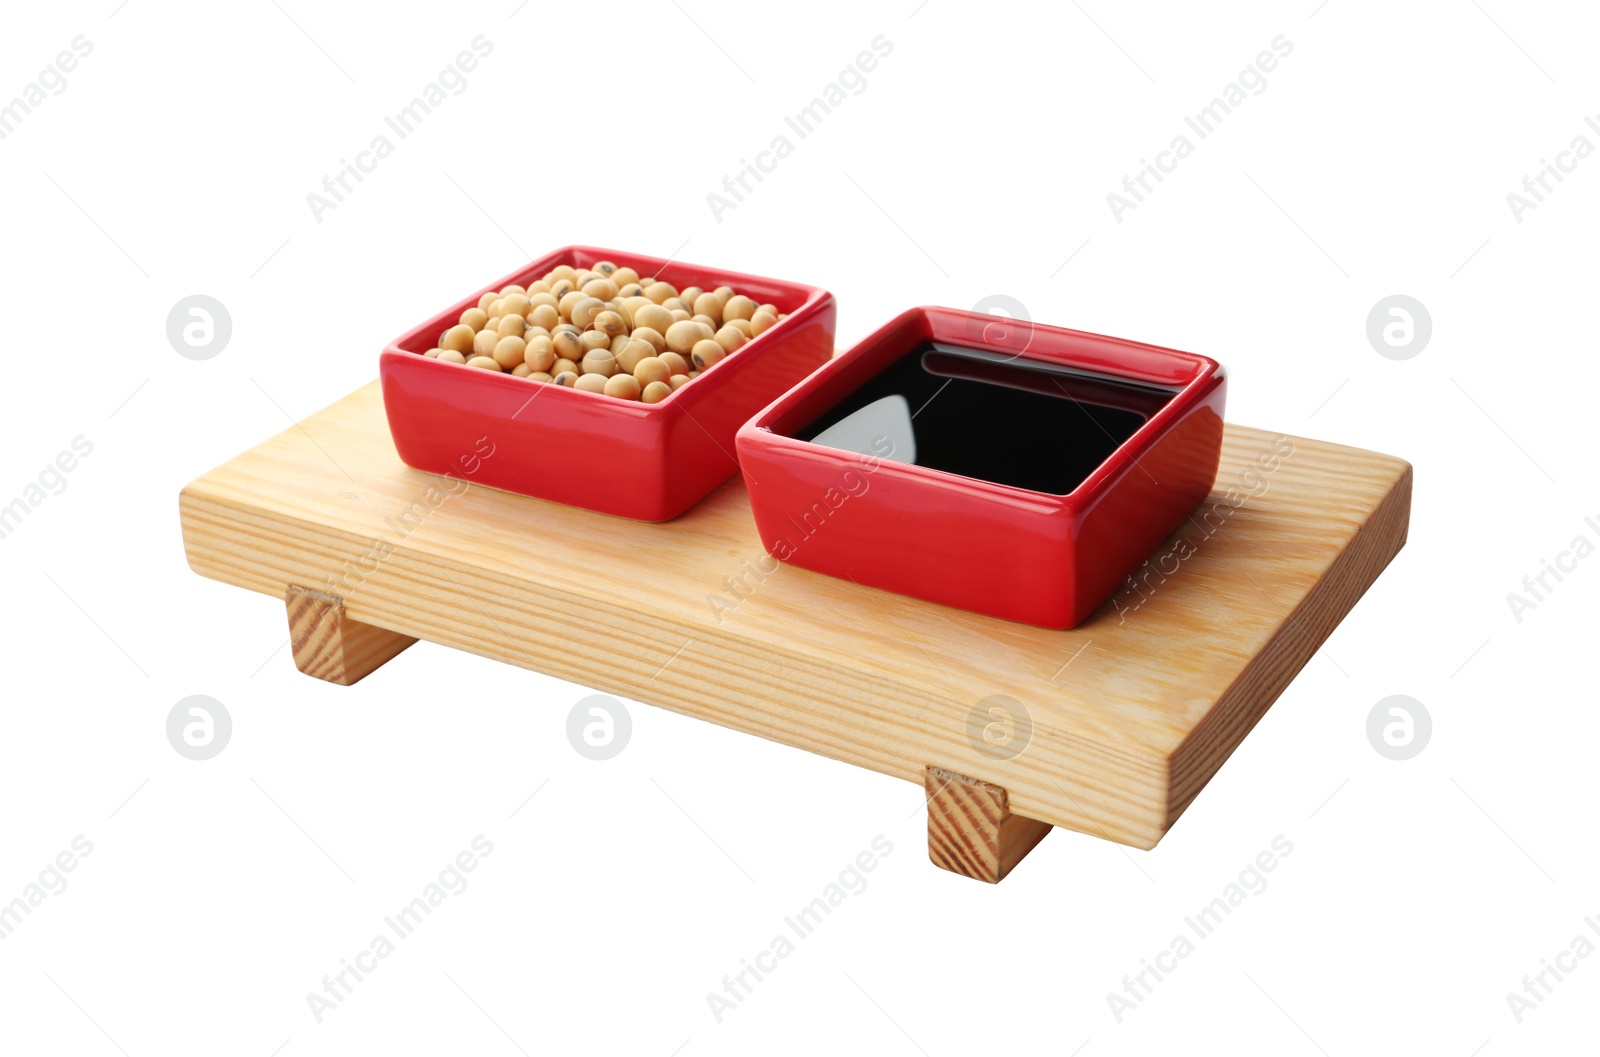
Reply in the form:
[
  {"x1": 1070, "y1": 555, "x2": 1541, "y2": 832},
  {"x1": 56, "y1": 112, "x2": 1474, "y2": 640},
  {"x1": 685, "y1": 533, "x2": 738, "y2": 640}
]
[
  {"x1": 380, "y1": 245, "x2": 836, "y2": 521},
  {"x1": 735, "y1": 306, "x2": 1226, "y2": 627}
]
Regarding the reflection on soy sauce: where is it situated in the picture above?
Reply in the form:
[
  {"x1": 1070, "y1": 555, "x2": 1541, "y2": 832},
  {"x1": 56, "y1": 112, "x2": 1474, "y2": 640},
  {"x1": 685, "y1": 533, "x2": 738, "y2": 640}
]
[{"x1": 799, "y1": 341, "x2": 1180, "y2": 495}]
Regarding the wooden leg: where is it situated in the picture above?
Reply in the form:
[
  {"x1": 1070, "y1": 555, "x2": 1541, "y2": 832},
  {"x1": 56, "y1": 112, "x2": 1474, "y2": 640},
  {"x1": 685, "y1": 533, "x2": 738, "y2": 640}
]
[
  {"x1": 285, "y1": 585, "x2": 415, "y2": 685},
  {"x1": 925, "y1": 766, "x2": 1053, "y2": 883}
]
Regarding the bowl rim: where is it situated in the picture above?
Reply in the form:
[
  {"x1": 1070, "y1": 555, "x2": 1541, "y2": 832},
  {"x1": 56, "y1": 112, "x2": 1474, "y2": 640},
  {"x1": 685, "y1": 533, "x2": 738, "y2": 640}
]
[
  {"x1": 381, "y1": 243, "x2": 835, "y2": 418},
  {"x1": 737, "y1": 305, "x2": 1226, "y2": 508}
]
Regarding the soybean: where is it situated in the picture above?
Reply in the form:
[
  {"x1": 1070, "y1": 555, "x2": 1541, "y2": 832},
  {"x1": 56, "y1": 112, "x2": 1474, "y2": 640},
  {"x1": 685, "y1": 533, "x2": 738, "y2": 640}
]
[
  {"x1": 553, "y1": 330, "x2": 584, "y2": 360},
  {"x1": 666, "y1": 320, "x2": 713, "y2": 354},
  {"x1": 493, "y1": 335, "x2": 527, "y2": 370},
  {"x1": 604, "y1": 374, "x2": 642, "y2": 400},
  {"x1": 633, "y1": 303, "x2": 674, "y2": 334},
  {"x1": 692, "y1": 291, "x2": 727, "y2": 323},
  {"x1": 441, "y1": 324, "x2": 476, "y2": 354},
  {"x1": 633, "y1": 356, "x2": 671, "y2": 387},
  {"x1": 691, "y1": 340, "x2": 725, "y2": 370},
  {"x1": 581, "y1": 349, "x2": 619, "y2": 377},
  {"x1": 529, "y1": 304, "x2": 560, "y2": 331},
  {"x1": 525, "y1": 336, "x2": 556, "y2": 372},
  {"x1": 570, "y1": 297, "x2": 605, "y2": 329}
]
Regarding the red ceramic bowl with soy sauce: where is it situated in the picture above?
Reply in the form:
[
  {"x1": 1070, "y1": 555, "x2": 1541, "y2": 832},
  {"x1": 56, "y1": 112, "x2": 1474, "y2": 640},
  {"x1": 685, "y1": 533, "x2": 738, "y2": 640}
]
[
  {"x1": 734, "y1": 306, "x2": 1226, "y2": 628},
  {"x1": 380, "y1": 245, "x2": 835, "y2": 521}
]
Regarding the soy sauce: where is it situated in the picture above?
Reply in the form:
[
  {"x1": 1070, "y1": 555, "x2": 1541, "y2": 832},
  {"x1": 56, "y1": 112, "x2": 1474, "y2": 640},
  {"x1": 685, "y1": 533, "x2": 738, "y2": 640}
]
[{"x1": 799, "y1": 342, "x2": 1179, "y2": 496}]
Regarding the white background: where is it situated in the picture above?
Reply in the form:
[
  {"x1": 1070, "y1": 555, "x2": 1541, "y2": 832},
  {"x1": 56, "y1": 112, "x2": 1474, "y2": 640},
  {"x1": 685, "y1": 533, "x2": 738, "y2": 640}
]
[{"x1": 1, "y1": 1, "x2": 1596, "y2": 1054}]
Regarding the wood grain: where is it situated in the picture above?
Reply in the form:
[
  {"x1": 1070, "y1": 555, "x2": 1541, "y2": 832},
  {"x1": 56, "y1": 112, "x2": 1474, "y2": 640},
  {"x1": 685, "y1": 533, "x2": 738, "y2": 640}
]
[
  {"x1": 925, "y1": 766, "x2": 1053, "y2": 882},
  {"x1": 285, "y1": 584, "x2": 415, "y2": 685},
  {"x1": 179, "y1": 381, "x2": 1410, "y2": 848}
]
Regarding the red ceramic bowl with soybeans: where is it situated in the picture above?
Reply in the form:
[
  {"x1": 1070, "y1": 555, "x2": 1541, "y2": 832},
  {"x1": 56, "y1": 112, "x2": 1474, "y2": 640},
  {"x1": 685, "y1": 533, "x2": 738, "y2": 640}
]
[
  {"x1": 380, "y1": 245, "x2": 835, "y2": 521},
  {"x1": 735, "y1": 306, "x2": 1227, "y2": 628}
]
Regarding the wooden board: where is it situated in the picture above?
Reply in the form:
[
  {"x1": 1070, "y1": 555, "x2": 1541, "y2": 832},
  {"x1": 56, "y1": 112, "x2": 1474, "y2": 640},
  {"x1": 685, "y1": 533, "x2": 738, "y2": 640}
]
[{"x1": 179, "y1": 381, "x2": 1410, "y2": 851}]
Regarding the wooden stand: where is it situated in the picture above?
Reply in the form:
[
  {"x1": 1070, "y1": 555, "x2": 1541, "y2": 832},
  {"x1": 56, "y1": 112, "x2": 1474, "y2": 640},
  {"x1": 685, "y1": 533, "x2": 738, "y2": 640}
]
[
  {"x1": 285, "y1": 585, "x2": 415, "y2": 685},
  {"x1": 180, "y1": 382, "x2": 1410, "y2": 882},
  {"x1": 925, "y1": 767, "x2": 1054, "y2": 883}
]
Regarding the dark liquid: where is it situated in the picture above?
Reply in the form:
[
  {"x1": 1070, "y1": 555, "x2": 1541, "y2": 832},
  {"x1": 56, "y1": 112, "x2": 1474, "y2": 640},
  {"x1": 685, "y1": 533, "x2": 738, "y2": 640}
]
[{"x1": 799, "y1": 342, "x2": 1180, "y2": 496}]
